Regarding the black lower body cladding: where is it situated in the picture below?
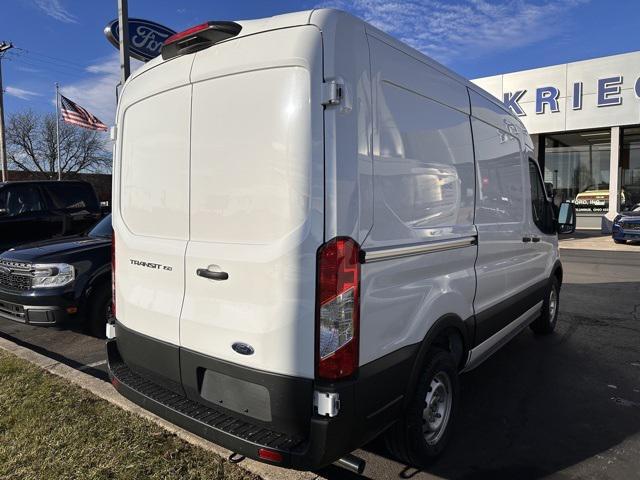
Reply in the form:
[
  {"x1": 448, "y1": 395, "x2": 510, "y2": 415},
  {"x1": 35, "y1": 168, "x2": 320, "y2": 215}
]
[{"x1": 107, "y1": 321, "x2": 419, "y2": 470}]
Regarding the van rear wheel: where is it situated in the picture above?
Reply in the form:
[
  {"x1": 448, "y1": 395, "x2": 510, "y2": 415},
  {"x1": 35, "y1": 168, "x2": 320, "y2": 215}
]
[
  {"x1": 384, "y1": 348, "x2": 459, "y2": 467},
  {"x1": 530, "y1": 277, "x2": 560, "y2": 335}
]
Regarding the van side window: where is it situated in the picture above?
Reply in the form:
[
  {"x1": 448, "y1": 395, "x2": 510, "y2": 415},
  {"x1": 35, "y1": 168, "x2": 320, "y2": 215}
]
[
  {"x1": 472, "y1": 119, "x2": 525, "y2": 224},
  {"x1": 528, "y1": 159, "x2": 555, "y2": 234},
  {"x1": 376, "y1": 82, "x2": 475, "y2": 229}
]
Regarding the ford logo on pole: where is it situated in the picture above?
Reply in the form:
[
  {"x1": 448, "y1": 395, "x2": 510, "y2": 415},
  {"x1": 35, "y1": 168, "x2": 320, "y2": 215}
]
[{"x1": 104, "y1": 18, "x2": 176, "y2": 62}]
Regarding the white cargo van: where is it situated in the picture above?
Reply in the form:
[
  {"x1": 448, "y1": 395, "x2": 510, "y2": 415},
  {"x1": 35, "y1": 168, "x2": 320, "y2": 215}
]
[{"x1": 107, "y1": 9, "x2": 577, "y2": 472}]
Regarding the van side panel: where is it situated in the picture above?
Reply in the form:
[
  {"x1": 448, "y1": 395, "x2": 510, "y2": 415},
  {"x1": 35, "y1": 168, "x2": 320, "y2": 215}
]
[
  {"x1": 179, "y1": 27, "x2": 324, "y2": 379},
  {"x1": 359, "y1": 36, "x2": 477, "y2": 365}
]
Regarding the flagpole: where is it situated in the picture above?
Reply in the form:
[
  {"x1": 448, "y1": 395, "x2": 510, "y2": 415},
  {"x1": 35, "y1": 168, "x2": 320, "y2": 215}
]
[{"x1": 55, "y1": 83, "x2": 61, "y2": 181}]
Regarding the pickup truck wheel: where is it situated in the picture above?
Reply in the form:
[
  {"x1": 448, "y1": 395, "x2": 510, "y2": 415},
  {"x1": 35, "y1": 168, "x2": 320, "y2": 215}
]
[
  {"x1": 613, "y1": 239, "x2": 626, "y2": 244},
  {"x1": 530, "y1": 277, "x2": 559, "y2": 335},
  {"x1": 87, "y1": 285, "x2": 111, "y2": 338},
  {"x1": 384, "y1": 348, "x2": 459, "y2": 467}
]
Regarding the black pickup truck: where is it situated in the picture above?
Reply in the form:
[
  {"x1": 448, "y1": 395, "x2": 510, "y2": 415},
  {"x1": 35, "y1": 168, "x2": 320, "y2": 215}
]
[
  {"x1": 0, "y1": 214, "x2": 112, "y2": 337},
  {"x1": 0, "y1": 180, "x2": 102, "y2": 252}
]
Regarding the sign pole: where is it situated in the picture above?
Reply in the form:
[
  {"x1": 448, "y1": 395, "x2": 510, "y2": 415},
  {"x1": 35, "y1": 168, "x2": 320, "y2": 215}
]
[
  {"x1": 118, "y1": 0, "x2": 131, "y2": 84},
  {"x1": 55, "y1": 83, "x2": 61, "y2": 181}
]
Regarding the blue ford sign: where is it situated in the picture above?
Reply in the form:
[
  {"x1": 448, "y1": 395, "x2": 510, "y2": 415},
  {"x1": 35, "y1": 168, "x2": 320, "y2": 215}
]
[{"x1": 104, "y1": 18, "x2": 176, "y2": 62}]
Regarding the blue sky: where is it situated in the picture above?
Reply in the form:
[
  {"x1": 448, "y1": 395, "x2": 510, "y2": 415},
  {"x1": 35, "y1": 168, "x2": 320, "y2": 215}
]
[{"x1": 2, "y1": 0, "x2": 639, "y2": 125}]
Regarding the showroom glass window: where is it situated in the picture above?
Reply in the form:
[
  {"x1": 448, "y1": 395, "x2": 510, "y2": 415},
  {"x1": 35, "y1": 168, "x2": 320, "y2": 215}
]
[
  {"x1": 621, "y1": 127, "x2": 640, "y2": 211},
  {"x1": 543, "y1": 130, "x2": 611, "y2": 219}
]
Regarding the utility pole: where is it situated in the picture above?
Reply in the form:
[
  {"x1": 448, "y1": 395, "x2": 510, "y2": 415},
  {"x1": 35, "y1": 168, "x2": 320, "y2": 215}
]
[
  {"x1": 118, "y1": 0, "x2": 131, "y2": 84},
  {"x1": 0, "y1": 41, "x2": 13, "y2": 183}
]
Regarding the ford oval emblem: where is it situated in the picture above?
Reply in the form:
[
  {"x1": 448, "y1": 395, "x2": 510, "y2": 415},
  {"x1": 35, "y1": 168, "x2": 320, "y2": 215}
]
[
  {"x1": 232, "y1": 342, "x2": 255, "y2": 356},
  {"x1": 104, "y1": 18, "x2": 176, "y2": 62}
]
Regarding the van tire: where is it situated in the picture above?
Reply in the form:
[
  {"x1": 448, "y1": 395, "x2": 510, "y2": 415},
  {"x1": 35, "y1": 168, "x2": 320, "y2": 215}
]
[
  {"x1": 385, "y1": 348, "x2": 459, "y2": 467},
  {"x1": 530, "y1": 277, "x2": 560, "y2": 335},
  {"x1": 613, "y1": 239, "x2": 626, "y2": 244},
  {"x1": 87, "y1": 285, "x2": 111, "y2": 338}
]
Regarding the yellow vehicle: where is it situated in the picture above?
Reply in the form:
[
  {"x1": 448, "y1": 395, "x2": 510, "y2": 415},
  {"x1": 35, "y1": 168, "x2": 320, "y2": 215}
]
[{"x1": 574, "y1": 186, "x2": 626, "y2": 211}]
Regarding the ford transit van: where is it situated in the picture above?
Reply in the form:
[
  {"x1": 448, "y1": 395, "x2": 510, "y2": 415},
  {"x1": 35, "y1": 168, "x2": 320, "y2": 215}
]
[{"x1": 107, "y1": 9, "x2": 577, "y2": 472}]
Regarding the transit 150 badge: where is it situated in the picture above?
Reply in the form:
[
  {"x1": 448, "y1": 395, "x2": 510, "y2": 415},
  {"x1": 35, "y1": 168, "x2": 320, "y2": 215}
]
[{"x1": 104, "y1": 18, "x2": 176, "y2": 62}]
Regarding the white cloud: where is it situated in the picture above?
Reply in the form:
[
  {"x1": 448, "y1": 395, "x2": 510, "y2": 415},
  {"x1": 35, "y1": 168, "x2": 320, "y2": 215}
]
[
  {"x1": 34, "y1": 0, "x2": 78, "y2": 23},
  {"x1": 320, "y1": 0, "x2": 588, "y2": 63},
  {"x1": 6, "y1": 86, "x2": 42, "y2": 100},
  {"x1": 59, "y1": 54, "x2": 143, "y2": 126}
]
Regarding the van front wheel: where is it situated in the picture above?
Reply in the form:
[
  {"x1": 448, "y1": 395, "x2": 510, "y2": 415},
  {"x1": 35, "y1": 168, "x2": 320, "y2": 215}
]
[
  {"x1": 385, "y1": 348, "x2": 459, "y2": 467},
  {"x1": 530, "y1": 277, "x2": 560, "y2": 335}
]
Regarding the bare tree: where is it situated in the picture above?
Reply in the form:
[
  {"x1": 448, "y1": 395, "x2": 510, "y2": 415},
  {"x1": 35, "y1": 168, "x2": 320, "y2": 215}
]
[{"x1": 6, "y1": 109, "x2": 111, "y2": 178}]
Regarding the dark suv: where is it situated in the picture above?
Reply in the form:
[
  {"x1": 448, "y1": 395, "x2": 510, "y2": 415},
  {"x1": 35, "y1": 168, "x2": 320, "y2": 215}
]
[
  {"x1": 0, "y1": 181, "x2": 101, "y2": 252},
  {"x1": 0, "y1": 214, "x2": 112, "y2": 337}
]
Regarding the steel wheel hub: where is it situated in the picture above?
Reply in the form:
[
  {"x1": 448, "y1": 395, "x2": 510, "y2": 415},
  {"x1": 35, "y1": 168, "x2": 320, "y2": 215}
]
[
  {"x1": 549, "y1": 287, "x2": 557, "y2": 320},
  {"x1": 422, "y1": 371, "x2": 452, "y2": 445}
]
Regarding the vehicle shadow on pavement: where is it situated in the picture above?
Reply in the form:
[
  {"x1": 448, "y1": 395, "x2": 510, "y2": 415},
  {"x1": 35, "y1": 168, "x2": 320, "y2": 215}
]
[{"x1": 319, "y1": 281, "x2": 640, "y2": 479}]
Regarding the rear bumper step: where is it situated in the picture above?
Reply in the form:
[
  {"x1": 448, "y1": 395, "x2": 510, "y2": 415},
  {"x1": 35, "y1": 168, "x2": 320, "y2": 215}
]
[
  {"x1": 106, "y1": 326, "x2": 418, "y2": 470},
  {"x1": 107, "y1": 340, "x2": 305, "y2": 465}
]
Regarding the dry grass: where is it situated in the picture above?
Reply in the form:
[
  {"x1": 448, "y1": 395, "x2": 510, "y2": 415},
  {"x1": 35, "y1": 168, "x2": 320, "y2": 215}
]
[{"x1": 0, "y1": 350, "x2": 259, "y2": 480}]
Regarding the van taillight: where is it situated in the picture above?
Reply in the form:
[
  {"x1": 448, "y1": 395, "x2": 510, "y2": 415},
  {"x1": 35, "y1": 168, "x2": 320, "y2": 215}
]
[
  {"x1": 316, "y1": 237, "x2": 360, "y2": 380},
  {"x1": 111, "y1": 230, "x2": 116, "y2": 318}
]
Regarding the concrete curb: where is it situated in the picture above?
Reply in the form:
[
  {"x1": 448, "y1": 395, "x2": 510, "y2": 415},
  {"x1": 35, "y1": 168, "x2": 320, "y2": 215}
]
[{"x1": 0, "y1": 336, "x2": 324, "y2": 480}]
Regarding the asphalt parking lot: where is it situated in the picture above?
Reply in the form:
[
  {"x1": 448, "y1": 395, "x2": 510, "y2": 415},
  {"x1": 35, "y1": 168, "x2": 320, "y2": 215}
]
[{"x1": 1, "y1": 246, "x2": 639, "y2": 480}]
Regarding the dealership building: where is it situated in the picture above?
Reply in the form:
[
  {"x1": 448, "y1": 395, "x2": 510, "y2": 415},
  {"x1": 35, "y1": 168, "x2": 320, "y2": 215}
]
[{"x1": 472, "y1": 51, "x2": 640, "y2": 230}]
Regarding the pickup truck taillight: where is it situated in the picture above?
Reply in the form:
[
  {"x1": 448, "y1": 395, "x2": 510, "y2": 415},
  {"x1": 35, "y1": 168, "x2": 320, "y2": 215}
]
[{"x1": 316, "y1": 237, "x2": 360, "y2": 380}]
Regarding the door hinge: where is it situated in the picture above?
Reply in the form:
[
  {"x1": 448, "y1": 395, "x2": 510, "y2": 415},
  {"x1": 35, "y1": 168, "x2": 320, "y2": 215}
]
[{"x1": 321, "y1": 81, "x2": 343, "y2": 106}]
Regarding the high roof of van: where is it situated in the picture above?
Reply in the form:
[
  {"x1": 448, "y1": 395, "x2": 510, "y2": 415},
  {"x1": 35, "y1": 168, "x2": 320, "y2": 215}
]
[{"x1": 128, "y1": 8, "x2": 521, "y2": 132}]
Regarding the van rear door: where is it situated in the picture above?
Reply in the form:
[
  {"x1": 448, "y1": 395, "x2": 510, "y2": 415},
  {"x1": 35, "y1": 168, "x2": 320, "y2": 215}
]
[
  {"x1": 114, "y1": 57, "x2": 194, "y2": 388},
  {"x1": 178, "y1": 27, "x2": 324, "y2": 385}
]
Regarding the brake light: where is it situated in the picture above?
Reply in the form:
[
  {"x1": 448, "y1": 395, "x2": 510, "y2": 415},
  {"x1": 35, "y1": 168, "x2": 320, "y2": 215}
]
[
  {"x1": 161, "y1": 21, "x2": 242, "y2": 60},
  {"x1": 316, "y1": 237, "x2": 361, "y2": 380},
  {"x1": 111, "y1": 230, "x2": 116, "y2": 318},
  {"x1": 163, "y1": 22, "x2": 210, "y2": 46}
]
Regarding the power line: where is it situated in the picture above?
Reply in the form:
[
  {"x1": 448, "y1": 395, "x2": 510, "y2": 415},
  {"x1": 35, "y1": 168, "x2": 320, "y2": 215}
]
[
  {"x1": 13, "y1": 47, "x2": 90, "y2": 70},
  {"x1": 4, "y1": 56, "x2": 83, "y2": 79},
  {"x1": 6, "y1": 50, "x2": 87, "y2": 73}
]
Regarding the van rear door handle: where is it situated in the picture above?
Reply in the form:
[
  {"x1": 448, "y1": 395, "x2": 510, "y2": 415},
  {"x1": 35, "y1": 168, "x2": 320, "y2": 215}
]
[
  {"x1": 196, "y1": 268, "x2": 229, "y2": 281},
  {"x1": 532, "y1": 237, "x2": 541, "y2": 243},
  {"x1": 522, "y1": 237, "x2": 532, "y2": 243}
]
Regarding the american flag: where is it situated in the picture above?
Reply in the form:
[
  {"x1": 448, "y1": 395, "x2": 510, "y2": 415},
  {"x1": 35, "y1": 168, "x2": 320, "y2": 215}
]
[{"x1": 59, "y1": 95, "x2": 108, "y2": 132}]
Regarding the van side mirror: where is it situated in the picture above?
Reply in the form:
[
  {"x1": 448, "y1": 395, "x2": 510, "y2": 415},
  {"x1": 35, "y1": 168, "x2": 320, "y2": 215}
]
[{"x1": 557, "y1": 202, "x2": 576, "y2": 234}]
